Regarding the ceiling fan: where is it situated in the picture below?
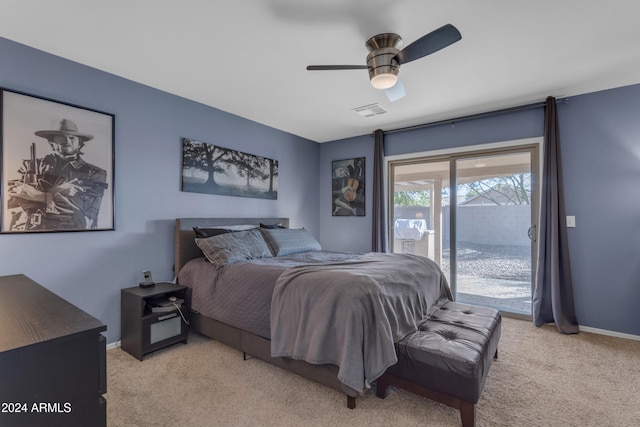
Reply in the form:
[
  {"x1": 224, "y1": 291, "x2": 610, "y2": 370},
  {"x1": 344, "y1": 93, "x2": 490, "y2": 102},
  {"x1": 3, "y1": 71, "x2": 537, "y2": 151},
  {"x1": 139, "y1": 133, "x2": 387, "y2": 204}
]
[{"x1": 307, "y1": 24, "x2": 461, "y2": 101}]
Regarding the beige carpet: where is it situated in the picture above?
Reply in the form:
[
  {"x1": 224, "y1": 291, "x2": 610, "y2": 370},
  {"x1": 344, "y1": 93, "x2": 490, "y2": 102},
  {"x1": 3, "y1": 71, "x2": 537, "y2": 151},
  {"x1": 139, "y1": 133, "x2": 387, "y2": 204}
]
[{"x1": 107, "y1": 317, "x2": 640, "y2": 426}]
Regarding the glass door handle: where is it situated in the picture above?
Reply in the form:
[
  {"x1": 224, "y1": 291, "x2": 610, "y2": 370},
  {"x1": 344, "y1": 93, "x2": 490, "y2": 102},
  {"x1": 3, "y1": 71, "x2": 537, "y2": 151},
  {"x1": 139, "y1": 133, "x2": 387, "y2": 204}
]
[{"x1": 528, "y1": 225, "x2": 536, "y2": 241}]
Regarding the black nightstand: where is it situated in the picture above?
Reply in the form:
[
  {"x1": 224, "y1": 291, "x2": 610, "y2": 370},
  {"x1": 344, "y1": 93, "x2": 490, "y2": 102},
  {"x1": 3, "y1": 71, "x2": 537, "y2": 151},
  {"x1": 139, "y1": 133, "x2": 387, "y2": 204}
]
[{"x1": 120, "y1": 282, "x2": 189, "y2": 360}]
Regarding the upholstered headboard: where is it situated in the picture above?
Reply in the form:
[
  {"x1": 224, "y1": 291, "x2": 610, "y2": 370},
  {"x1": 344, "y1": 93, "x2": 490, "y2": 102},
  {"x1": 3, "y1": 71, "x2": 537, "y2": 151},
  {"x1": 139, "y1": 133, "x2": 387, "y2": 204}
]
[{"x1": 174, "y1": 217, "x2": 290, "y2": 276}]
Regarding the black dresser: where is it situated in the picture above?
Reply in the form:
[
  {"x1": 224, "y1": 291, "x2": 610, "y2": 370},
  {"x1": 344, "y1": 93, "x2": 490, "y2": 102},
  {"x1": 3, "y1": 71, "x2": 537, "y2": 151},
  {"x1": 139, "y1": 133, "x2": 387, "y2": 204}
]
[{"x1": 0, "y1": 274, "x2": 107, "y2": 427}]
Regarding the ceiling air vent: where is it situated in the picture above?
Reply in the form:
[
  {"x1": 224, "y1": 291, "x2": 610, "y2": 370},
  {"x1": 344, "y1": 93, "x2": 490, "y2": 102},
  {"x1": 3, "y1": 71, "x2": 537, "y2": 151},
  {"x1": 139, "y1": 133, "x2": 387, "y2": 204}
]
[{"x1": 352, "y1": 103, "x2": 388, "y2": 118}]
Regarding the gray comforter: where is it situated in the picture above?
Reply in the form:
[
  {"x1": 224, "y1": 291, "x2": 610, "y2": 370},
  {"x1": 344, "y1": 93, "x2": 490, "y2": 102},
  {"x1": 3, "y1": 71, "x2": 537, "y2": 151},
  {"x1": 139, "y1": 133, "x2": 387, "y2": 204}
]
[
  {"x1": 177, "y1": 251, "x2": 362, "y2": 339},
  {"x1": 270, "y1": 252, "x2": 452, "y2": 393}
]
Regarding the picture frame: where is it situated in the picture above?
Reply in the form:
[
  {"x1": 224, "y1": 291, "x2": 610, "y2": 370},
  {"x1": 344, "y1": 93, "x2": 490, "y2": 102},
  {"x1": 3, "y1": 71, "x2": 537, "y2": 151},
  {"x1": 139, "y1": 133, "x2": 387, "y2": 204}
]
[
  {"x1": 332, "y1": 157, "x2": 365, "y2": 216},
  {"x1": 1, "y1": 88, "x2": 115, "y2": 233},
  {"x1": 181, "y1": 137, "x2": 278, "y2": 200}
]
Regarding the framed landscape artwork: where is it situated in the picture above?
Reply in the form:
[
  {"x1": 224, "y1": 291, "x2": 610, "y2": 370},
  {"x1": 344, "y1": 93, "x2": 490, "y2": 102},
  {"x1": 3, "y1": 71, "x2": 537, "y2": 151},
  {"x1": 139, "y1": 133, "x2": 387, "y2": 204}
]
[
  {"x1": 181, "y1": 138, "x2": 278, "y2": 200},
  {"x1": 1, "y1": 88, "x2": 115, "y2": 233},
  {"x1": 332, "y1": 157, "x2": 365, "y2": 216}
]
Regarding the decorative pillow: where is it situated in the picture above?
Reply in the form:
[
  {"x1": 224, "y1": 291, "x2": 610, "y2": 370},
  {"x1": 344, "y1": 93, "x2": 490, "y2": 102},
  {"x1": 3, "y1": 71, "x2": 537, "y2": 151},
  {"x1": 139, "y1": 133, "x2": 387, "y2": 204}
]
[
  {"x1": 195, "y1": 229, "x2": 272, "y2": 268},
  {"x1": 260, "y1": 222, "x2": 286, "y2": 229},
  {"x1": 217, "y1": 224, "x2": 259, "y2": 230},
  {"x1": 260, "y1": 228, "x2": 321, "y2": 256},
  {"x1": 193, "y1": 227, "x2": 231, "y2": 238},
  {"x1": 193, "y1": 224, "x2": 257, "y2": 238}
]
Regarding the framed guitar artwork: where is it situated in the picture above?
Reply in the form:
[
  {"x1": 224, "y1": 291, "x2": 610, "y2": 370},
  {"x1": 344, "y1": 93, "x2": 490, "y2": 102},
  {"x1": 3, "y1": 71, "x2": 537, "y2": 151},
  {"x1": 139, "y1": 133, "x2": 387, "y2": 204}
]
[{"x1": 331, "y1": 157, "x2": 365, "y2": 216}]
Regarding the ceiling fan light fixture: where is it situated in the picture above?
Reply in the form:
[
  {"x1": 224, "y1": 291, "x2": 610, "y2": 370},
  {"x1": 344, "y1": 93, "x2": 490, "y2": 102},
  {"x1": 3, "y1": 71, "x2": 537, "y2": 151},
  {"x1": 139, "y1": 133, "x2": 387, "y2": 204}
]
[
  {"x1": 306, "y1": 25, "x2": 462, "y2": 97},
  {"x1": 366, "y1": 45, "x2": 401, "y2": 90},
  {"x1": 371, "y1": 73, "x2": 398, "y2": 90}
]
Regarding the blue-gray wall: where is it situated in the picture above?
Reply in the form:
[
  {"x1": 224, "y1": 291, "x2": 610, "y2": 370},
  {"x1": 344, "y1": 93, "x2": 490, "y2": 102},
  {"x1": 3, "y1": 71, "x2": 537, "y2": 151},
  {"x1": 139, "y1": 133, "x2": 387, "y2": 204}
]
[
  {"x1": 321, "y1": 90, "x2": 640, "y2": 337},
  {"x1": 2, "y1": 36, "x2": 639, "y2": 341},
  {"x1": 559, "y1": 86, "x2": 640, "y2": 336},
  {"x1": 0, "y1": 38, "x2": 320, "y2": 343},
  {"x1": 319, "y1": 134, "x2": 374, "y2": 253}
]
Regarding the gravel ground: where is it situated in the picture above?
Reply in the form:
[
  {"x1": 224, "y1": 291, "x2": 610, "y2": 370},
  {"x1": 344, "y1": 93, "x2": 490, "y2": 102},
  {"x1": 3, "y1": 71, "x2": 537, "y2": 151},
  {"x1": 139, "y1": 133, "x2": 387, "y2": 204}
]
[{"x1": 441, "y1": 242, "x2": 531, "y2": 281}]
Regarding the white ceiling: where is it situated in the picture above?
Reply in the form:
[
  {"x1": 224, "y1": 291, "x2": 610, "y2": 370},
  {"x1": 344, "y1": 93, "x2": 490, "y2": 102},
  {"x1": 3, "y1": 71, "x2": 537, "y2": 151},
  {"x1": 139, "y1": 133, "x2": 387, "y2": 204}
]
[{"x1": 2, "y1": 1, "x2": 640, "y2": 143}]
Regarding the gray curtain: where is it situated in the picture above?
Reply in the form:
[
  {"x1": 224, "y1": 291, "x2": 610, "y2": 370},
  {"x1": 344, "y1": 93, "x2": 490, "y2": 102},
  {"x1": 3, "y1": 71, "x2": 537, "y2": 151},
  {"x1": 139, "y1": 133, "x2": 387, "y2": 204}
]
[
  {"x1": 371, "y1": 129, "x2": 387, "y2": 252},
  {"x1": 532, "y1": 96, "x2": 579, "y2": 334}
]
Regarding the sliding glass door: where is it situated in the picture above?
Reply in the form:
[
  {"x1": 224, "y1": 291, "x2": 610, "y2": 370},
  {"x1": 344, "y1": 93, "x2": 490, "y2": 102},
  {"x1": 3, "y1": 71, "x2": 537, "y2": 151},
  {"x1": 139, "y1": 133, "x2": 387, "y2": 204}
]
[
  {"x1": 389, "y1": 142, "x2": 539, "y2": 317},
  {"x1": 390, "y1": 159, "x2": 450, "y2": 267}
]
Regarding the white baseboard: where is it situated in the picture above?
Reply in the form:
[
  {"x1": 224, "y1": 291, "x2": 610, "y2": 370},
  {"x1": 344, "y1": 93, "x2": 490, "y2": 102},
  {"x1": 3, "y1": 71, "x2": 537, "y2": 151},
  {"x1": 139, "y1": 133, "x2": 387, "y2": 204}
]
[
  {"x1": 579, "y1": 325, "x2": 640, "y2": 341},
  {"x1": 104, "y1": 328, "x2": 638, "y2": 349}
]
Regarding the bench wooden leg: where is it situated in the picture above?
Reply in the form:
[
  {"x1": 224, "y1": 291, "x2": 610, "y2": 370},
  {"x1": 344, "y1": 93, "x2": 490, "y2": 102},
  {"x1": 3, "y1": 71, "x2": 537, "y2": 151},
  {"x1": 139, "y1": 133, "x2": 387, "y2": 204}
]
[
  {"x1": 460, "y1": 401, "x2": 476, "y2": 427},
  {"x1": 376, "y1": 372, "x2": 478, "y2": 427}
]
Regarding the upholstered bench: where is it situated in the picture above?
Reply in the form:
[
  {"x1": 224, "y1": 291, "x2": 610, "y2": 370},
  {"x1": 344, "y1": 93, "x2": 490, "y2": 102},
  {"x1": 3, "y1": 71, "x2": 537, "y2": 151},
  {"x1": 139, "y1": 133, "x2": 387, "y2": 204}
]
[{"x1": 376, "y1": 301, "x2": 501, "y2": 427}]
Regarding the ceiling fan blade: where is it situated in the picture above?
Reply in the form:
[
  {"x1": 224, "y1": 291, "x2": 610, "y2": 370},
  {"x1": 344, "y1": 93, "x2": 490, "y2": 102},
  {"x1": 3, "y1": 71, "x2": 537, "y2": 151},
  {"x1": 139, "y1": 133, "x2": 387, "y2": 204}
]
[
  {"x1": 385, "y1": 79, "x2": 406, "y2": 102},
  {"x1": 306, "y1": 65, "x2": 368, "y2": 70},
  {"x1": 395, "y1": 24, "x2": 461, "y2": 65}
]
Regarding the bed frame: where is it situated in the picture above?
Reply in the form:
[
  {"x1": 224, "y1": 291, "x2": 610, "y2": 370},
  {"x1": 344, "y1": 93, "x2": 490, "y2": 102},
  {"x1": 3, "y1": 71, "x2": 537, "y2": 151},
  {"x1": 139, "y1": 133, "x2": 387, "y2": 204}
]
[{"x1": 174, "y1": 218, "x2": 359, "y2": 408}]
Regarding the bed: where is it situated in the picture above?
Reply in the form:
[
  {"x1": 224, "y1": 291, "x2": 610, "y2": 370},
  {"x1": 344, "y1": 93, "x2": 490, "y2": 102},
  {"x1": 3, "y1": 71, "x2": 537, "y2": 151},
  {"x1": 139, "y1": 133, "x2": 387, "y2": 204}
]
[{"x1": 174, "y1": 217, "x2": 453, "y2": 409}]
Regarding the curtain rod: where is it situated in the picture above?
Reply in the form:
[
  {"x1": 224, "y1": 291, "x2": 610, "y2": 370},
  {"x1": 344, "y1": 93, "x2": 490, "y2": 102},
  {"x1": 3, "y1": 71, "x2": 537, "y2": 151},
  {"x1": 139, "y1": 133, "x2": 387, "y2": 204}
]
[{"x1": 379, "y1": 97, "x2": 570, "y2": 136}]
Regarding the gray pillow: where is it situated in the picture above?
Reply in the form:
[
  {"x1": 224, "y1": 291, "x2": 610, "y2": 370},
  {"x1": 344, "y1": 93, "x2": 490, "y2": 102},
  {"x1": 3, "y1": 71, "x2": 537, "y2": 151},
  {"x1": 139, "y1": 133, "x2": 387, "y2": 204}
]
[
  {"x1": 193, "y1": 224, "x2": 257, "y2": 238},
  {"x1": 195, "y1": 229, "x2": 272, "y2": 268},
  {"x1": 193, "y1": 227, "x2": 233, "y2": 238},
  {"x1": 260, "y1": 228, "x2": 321, "y2": 256},
  {"x1": 260, "y1": 222, "x2": 286, "y2": 229}
]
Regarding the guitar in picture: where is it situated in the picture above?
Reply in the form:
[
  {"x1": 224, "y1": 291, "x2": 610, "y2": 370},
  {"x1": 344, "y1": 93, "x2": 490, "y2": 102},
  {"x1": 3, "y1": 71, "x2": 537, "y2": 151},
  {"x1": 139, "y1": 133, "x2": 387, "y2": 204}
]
[{"x1": 343, "y1": 177, "x2": 359, "y2": 202}]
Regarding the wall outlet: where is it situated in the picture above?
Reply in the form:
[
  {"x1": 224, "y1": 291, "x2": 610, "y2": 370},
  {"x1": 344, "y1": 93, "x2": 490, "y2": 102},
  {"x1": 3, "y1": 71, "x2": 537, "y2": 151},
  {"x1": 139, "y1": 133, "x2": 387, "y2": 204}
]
[{"x1": 566, "y1": 216, "x2": 576, "y2": 228}]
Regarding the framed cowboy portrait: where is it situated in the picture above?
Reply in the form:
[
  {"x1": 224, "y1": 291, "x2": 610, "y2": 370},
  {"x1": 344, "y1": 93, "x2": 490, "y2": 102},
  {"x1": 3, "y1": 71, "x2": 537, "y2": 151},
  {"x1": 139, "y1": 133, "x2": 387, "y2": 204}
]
[
  {"x1": 1, "y1": 88, "x2": 115, "y2": 233},
  {"x1": 331, "y1": 157, "x2": 365, "y2": 216}
]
